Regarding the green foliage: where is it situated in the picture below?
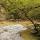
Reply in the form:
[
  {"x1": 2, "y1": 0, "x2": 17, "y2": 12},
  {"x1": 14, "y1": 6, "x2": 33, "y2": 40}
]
[
  {"x1": 27, "y1": 7, "x2": 40, "y2": 20},
  {"x1": 0, "y1": 0, "x2": 40, "y2": 20}
]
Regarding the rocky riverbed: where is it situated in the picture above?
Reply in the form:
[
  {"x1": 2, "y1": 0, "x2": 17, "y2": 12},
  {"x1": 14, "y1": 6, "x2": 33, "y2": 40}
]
[{"x1": 0, "y1": 24, "x2": 27, "y2": 40}]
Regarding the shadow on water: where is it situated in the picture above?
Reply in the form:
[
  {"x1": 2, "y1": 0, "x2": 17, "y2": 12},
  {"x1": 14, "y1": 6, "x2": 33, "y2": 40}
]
[
  {"x1": 29, "y1": 24, "x2": 40, "y2": 40},
  {"x1": 37, "y1": 37, "x2": 40, "y2": 40},
  {"x1": 33, "y1": 35, "x2": 40, "y2": 40},
  {"x1": 21, "y1": 24, "x2": 40, "y2": 40},
  {"x1": 20, "y1": 30, "x2": 38, "y2": 40},
  {"x1": 31, "y1": 32, "x2": 40, "y2": 40},
  {"x1": 30, "y1": 34, "x2": 38, "y2": 40}
]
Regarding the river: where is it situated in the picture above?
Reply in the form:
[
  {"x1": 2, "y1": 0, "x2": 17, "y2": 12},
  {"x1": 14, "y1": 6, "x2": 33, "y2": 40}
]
[{"x1": 0, "y1": 24, "x2": 39, "y2": 40}]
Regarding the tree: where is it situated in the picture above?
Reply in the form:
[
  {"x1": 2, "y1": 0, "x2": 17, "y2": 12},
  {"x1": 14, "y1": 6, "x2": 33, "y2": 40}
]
[
  {"x1": 26, "y1": 4, "x2": 40, "y2": 35},
  {"x1": 0, "y1": 0, "x2": 40, "y2": 20}
]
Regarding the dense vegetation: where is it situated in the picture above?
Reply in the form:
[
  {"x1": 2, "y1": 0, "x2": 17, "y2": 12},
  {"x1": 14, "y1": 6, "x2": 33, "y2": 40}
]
[{"x1": 0, "y1": 0, "x2": 40, "y2": 20}]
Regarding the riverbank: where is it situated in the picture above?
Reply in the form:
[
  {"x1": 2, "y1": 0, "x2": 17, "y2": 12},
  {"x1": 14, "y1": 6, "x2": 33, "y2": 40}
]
[{"x1": 0, "y1": 20, "x2": 32, "y2": 26}]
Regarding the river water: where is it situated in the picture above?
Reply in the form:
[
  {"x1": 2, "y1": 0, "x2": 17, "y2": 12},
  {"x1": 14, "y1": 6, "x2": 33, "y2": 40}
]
[{"x1": 0, "y1": 24, "x2": 39, "y2": 40}]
